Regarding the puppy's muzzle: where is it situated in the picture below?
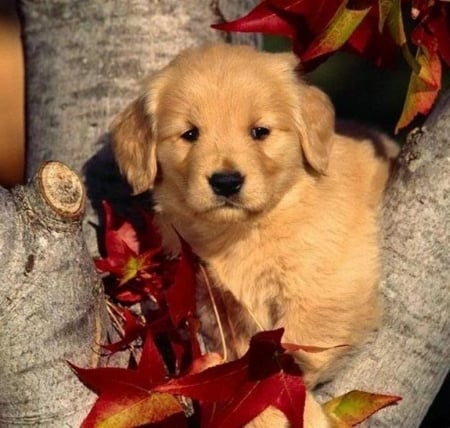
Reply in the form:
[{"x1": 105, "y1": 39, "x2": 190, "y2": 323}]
[{"x1": 208, "y1": 171, "x2": 245, "y2": 197}]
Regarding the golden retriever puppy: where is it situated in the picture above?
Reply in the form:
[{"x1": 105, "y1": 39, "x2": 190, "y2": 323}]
[{"x1": 111, "y1": 43, "x2": 398, "y2": 427}]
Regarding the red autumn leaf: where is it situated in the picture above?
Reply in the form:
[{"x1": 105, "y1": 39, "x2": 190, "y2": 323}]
[
  {"x1": 165, "y1": 235, "x2": 197, "y2": 327},
  {"x1": 103, "y1": 200, "x2": 140, "y2": 252},
  {"x1": 156, "y1": 352, "x2": 248, "y2": 402},
  {"x1": 378, "y1": 0, "x2": 394, "y2": 32},
  {"x1": 211, "y1": 0, "x2": 296, "y2": 38},
  {"x1": 184, "y1": 352, "x2": 224, "y2": 376},
  {"x1": 212, "y1": 0, "x2": 449, "y2": 131},
  {"x1": 95, "y1": 200, "x2": 150, "y2": 279},
  {"x1": 323, "y1": 390, "x2": 402, "y2": 426},
  {"x1": 95, "y1": 201, "x2": 139, "y2": 273},
  {"x1": 81, "y1": 388, "x2": 184, "y2": 428},
  {"x1": 157, "y1": 329, "x2": 306, "y2": 428},
  {"x1": 213, "y1": 0, "x2": 400, "y2": 68},
  {"x1": 108, "y1": 267, "x2": 166, "y2": 304},
  {"x1": 102, "y1": 308, "x2": 146, "y2": 353},
  {"x1": 344, "y1": 3, "x2": 399, "y2": 68},
  {"x1": 72, "y1": 331, "x2": 177, "y2": 428},
  {"x1": 96, "y1": 201, "x2": 167, "y2": 304},
  {"x1": 411, "y1": 0, "x2": 450, "y2": 67},
  {"x1": 118, "y1": 249, "x2": 161, "y2": 287},
  {"x1": 72, "y1": 331, "x2": 166, "y2": 393},
  {"x1": 69, "y1": 363, "x2": 144, "y2": 396},
  {"x1": 301, "y1": 2, "x2": 372, "y2": 62},
  {"x1": 206, "y1": 371, "x2": 305, "y2": 428},
  {"x1": 396, "y1": 34, "x2": 442, "y2": 132}
]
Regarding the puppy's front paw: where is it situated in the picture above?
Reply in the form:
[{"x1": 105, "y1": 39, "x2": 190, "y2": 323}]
[{"x1": 244, "y1": 392, "x2": 331, "y2": 428}]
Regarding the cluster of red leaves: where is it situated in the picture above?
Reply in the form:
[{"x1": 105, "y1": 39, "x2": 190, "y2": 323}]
[
  {"x1": 71, "y1": 201, "x2": 401, "y2": 427},
  {"x1": 212, "y1": 0, "x2": 450, "y2": 132},
  {"x1": 94, "y1": 200, "x2": 200, "y2": 369},
  {"x1": 72, "y1": 328, "x2": 309, "y2": 428}
]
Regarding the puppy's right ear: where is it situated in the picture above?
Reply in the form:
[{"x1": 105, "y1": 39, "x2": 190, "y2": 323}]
[{"x1": 111, "y1": 95, "x2": 157, "y2": 194}]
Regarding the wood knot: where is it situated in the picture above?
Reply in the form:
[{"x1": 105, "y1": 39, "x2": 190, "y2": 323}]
[{"x1": 37, "y1": 161, "x2": 86, "y2": 219}]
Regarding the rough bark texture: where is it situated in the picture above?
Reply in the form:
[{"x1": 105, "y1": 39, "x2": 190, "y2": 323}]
[
  {"x1": 0, "y1": 162, "x2": 109, "y2": 427},
  {"x1": 0, "y1": 1, "x2": 259, "y2": 426},
  {"x1": 318, "y1": 93, "x2": 450, "y2": 427},
  {"x1": 19, "y1": 0, "x2": 260, "y2": 256},
  {"x1": 5, "y1": 0, "x2": 447, "y2": 426}
]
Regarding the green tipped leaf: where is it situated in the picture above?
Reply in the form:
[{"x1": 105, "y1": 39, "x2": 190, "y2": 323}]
[
  {"x1": 396, "y1": 42, "x2": 442, "y2": 133},
  {"x1": 302, "y1": 2, "x2": 372, "y2": 61},
  {"x1": 378, "y1": 0, "x2": 394, "y2": 33},
  {"x1": 323, "y1": 390, "x2": 402, "y2": 426}
]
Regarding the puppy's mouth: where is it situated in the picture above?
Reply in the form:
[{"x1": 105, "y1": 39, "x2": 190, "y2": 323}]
[
  {"x1": 218, "y1": 197, "x2": 244, "y2": 209},
  {"x1": 204, "y1": 196, "x2": 263, "y2": 217}
]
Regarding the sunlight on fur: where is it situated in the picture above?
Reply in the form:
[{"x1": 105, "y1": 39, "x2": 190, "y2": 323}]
[{"x1": 111, "y1": 43, "x2": 399, "y2": 427}]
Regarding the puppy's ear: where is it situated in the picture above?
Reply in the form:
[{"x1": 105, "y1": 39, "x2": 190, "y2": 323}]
[
  {"x1": 296, "y1": 84, "x2": 335, "y2": 174},
  {"x1": 110, "y1": 95, "x2": 157, "y2": 194}
]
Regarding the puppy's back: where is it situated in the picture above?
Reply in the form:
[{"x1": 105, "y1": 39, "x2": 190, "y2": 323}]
[{"x1": 332, "y1": 121, "x2": 399, "y2": 209}]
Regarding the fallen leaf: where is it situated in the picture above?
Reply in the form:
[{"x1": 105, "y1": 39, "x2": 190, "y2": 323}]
[
  {"x1": 157, "y1": 329, "x2": 306, "y2": 428},
  {"x1": 323, "y1": 390, "x2": 402, "y2": 426},
  {"x1": 72, "y1": 332, "x2": 176, "y2": 427},
  {"x1": 81, "y1": 389, "x2": 184, "y2": 428}
]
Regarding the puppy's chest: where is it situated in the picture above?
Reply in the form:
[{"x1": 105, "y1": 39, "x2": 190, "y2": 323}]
[{"x1": 204, "y1": 242, "x2": 293, "y2": 328}]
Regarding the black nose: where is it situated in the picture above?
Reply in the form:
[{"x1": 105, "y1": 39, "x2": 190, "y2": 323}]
[{"x1": 208, "y1": 171, "x2": 245, "y2": 197}]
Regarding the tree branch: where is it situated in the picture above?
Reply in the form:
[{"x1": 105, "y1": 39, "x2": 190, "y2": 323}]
[
  {"x1": 318, "y1": 91, "x2": 450, "y2": 427},
  {"x1": 0, "y1": 162, "x2": 111, "y2": 426}
]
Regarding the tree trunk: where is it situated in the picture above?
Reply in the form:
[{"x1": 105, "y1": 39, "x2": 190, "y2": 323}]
[
  {"x1": 3, "y1": 0, "x2": 447, "y2": 426},
  {"x1": 0, "y1": 1, "x2": 258, "y2": 426},
  {"x1": 0, "y1": 162, "x2": 109, "y2": 426}
]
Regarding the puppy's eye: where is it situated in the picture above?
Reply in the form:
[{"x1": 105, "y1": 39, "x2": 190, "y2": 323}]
[
  {"x1": 251, "y1": 127, "x2": 271, "y2": 141},
  {"x1": 181, "y1": 127, "x2": 199, "y2": 143}
]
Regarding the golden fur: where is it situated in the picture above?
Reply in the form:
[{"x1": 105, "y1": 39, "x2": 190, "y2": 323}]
[{"x1": 111, "y1": 44, "x2": 398, "y2": 427}]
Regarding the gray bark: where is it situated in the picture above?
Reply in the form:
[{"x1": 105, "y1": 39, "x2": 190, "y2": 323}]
[
  {"x1": 0, "y1": 1, "x2": 259, "y2": 427},
  {"x1": 0, "y1": 162, "x2": 110, "y2": 427},
  {"x1": 3, "y1": 0, "x2": 447, "y2": 427},
  {"x1": 318, "y1": 93, "x2": 450, "y2": 427}
]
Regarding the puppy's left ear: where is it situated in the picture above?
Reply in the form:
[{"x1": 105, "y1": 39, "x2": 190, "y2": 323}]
[{"x1": 295, "y1": 83, "x2": 335, "y2": 174}]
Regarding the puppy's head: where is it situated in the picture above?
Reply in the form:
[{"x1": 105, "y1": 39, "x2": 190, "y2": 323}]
[{"x1": 111, "y1": 44, "x2": 335, "y2": 223}]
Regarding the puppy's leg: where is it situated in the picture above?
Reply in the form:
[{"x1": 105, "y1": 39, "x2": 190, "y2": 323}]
[
  {"x1": 245, "y1": 392, "x2": 331, "y2": 428},
  {"x1": 275, "y1": 293, "x2": 380, "y2": 389}
]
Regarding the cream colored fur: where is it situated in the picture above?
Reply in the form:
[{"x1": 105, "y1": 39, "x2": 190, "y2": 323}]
[{"x1": 111, "y1": 43, "x2": 398, "y2": 427}]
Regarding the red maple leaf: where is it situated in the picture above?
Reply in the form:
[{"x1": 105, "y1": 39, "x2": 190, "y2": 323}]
[
  {"x1": 102, "y1": 308, "x2": 146, "y2": 353},
  {"x1": 95, "y1": 201, "x2": 166, "y2": 304},
  {"x1": 412, "y1": 0, "x2": 450, "y2": 68},
  {"x1": 212, "y1": 0, "x2": 450, "y2": 131},
  {"x1": 164, "y1": 235, "x2": 197, "y2": 327},
  {"x1": 71, "y1": 330, "x2": 187, "y2": 427},
  {"x1": 73, "y1": 329, "x2": 307, "y2": 428},
  {"x1": 157, "y1": 329, "x2": 306, "y2": 428},
  {"x1": 343, "y1": 4, "x2": 399, "y2": 68},
  {"x1": 396, "y1": 16, "x2": 442, "y2": 132},
  {"x1": 213, "y1": 0, "x2": 399, "y2": 67}
]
